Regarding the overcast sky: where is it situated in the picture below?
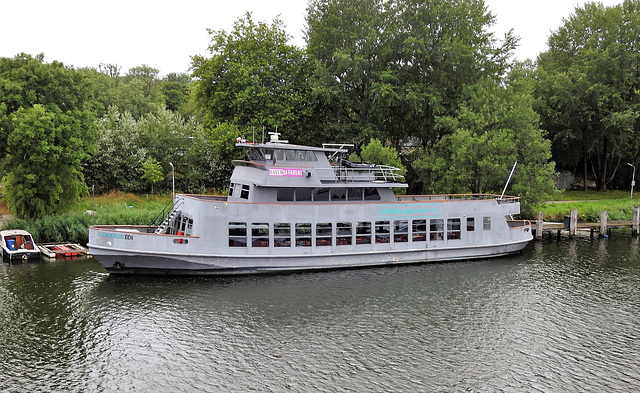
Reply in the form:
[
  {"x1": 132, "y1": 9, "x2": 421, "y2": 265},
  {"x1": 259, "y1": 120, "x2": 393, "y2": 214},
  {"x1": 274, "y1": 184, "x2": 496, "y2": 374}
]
[{"x1": 0, "y1": 0, "x2": 625, "y2": 76}]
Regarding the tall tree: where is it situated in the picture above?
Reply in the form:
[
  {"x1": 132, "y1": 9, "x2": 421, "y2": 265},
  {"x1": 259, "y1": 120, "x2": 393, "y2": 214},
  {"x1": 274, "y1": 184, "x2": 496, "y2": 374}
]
[
  {"x1": 305, "y1": 0, "x2": 518, "y2": 148},
  {"x1": 414, "y1": 71, "x2": 556, "y2": 216},
  {"x1": 535, "y1": 0, "x2": 640, "y2": 190},
  {"x1": 0, "y1": 53, "x2": 96, "y2": 218},
  {"x1": 192, "y1": 13, "x2": 312, "y2": 134}
]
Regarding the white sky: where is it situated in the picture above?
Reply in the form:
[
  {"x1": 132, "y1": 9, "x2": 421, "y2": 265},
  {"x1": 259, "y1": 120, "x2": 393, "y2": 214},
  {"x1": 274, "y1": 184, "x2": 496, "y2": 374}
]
[{"x1": 0, "y1": 0, "x2": 625, "y2": 76}]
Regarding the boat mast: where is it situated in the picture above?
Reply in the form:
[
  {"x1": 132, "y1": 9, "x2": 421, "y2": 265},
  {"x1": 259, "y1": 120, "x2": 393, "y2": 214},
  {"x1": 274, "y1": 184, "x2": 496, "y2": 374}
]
[{"x1": 500, "y1": 161, "x2": 517, "y2": 199}]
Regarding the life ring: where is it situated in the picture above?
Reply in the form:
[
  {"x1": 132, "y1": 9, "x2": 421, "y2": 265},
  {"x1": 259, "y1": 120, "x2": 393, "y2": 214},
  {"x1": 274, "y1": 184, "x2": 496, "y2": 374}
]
[{"x1": 113, "y1": 261, "x2": 124, "y2": 270}]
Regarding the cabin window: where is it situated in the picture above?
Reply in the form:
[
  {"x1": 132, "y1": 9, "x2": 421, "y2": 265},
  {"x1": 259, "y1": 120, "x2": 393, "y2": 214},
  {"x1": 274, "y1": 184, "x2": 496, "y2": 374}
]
[
  {"x1": 375, "y1": 221, "x2": 390, "y2": 243},
  {"x1": 247, "y1": 149, "x2": 264, "y2": 161},
  {"x1": 277, "y1": 188, "x2": 294, "y2": 201},
  {"x1": 251, "y1": 223, "x2": 270, "y2": 247},
  {"x1": 286, "y1": 150, "x2": 297, "y2": 161},
  {"x1": 394, "y1": 220, "x2": 408, "y2": 243},
  {"x1": 447, "y1": 218, "x2": 461, "y2": 240},
  {"x1": 348, "y1": 188, "x2": 363, "y2": 201},
  {"x1": 314, "y1": 188, "x2": 330, "y2": 201},
  {"x1": 274, "y1": 223, "x2": 291, "y2": 247},
  {"x1": 295, "y1": 223, "x2": 312, "y2": 247},
  {"x1": 264, "y1": 149, "x2": 274, "y2": 161},
  {"x1": 483, "y1": 217, "x2": 491, "y2": 231},
  {"x1": 316, "y1": 223, "x2": 332, "y2": 246},
  {"x1": 430, "y1": 219, "x2": 444, "y2": 240},
  {"x1": 331, "y1": 188, "x2": 346, "y2": 201},
  {"x1": 276, "y1": 150, "x2": 285, "y2": 161},
  {"x1": 240, "y1": 184, "x2": 250, "y2": 200},
  {"x1": 467, "y1": 217, "x2": 475, "y2": 231},
  {"x1": 336, "y1": 222, "x2": 352, "y2": 245},
  {"x1": 305, "y1": 151, "x2": 318, "y2": 161},
  {"x1": 412, "y1": 219, "x2": 427, "y2": 242},
  {"x1": 228, "y1": 183, "x2": 235, "y2": 197},
  {"x1": 356, "y1": 222, "x2": 372, "y2": 244},
  {"x1": 364, "y1": 188, "x2": 381, "y2": 201},
  {"x1": 296, "y1": 188, "x2": 312, "y2": 201},
  {"x1": 228, "y1": 222, "x2": 247, "y2": 247}
]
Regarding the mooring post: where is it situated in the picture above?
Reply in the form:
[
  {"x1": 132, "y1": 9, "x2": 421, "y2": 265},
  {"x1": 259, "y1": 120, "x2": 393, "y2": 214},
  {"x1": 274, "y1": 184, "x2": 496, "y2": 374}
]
[
  {"x1": 633, "y1": 206, "x2": 639, "y2": 236},
  {"x1": 569, "y1": 208, "x2": 578, "y2": 237},
  {"x1": 600, "y1": 210, "x2": 608, "y2": 237},
  {"x1": 536, "y1": 211, "x2": 543, "y2": 240}
]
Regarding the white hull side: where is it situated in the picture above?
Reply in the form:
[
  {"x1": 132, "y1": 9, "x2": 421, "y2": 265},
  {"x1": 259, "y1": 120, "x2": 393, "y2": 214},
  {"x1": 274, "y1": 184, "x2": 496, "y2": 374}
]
[{"x1": 89, "y1": 238, "x2": 531, "y2": 275}]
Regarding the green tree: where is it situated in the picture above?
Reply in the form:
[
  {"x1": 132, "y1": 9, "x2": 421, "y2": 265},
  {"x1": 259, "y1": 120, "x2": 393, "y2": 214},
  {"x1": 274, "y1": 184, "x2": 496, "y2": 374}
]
[
  {"x1": 305, "y1": 0, "x2": 518, "y2": 149},
  {"x1": 162, "y1": 73, "x2": 192, "y2": 116},
  {"x1": 191, "y1": 13, "x2": 312, "y2": 133},
  {"x1": 84, "y1": 107, "x2": 213, "y2": 194},
  {"x1": 0, "y1": 53, "x2": 96, "y2": 218},
  {"x1": 535, "y1": 0, "x2": 640, "y2": 190},
  {"x1": 414, "y1": 74, "x2": 556, "y2": 216},
  {"x1": 3, "y1": 105, "x2": 92, "y2": 218},
  {"x1": 355, "y1": 138, "x2": 406, "y2": 176},
  {"x1": 141, "y1": 157, "x2": 163, "y2": 194}
]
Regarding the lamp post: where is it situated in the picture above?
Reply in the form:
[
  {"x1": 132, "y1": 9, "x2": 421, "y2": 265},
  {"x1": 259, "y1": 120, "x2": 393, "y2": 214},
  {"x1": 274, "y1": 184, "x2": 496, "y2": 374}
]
[
  {"x1": 628, "y1": 163, "x2": 635, "y2": 200},
  {"x1": 169, "y1": 162, "x2": 175, "y2": 201}
]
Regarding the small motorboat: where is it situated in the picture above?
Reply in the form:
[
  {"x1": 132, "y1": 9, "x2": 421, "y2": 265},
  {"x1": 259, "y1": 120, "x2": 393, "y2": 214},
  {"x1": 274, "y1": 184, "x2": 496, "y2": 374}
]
[{"x1": 1, "y1": 229, "x2": 40, "y2": 260}]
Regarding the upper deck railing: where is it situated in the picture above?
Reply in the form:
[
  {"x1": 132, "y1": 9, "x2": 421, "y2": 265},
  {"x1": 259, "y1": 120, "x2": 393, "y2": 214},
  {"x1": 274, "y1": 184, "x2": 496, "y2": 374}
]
[
  {"x1": 332, "y1": 164, "x2": 405, "y2": 183},
  {"x1": 396, "y1": 194, "x2": 520, "y2": 203}
]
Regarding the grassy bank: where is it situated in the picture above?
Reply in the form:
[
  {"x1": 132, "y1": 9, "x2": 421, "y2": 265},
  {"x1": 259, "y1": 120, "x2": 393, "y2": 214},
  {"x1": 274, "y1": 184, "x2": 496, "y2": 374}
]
[
  {"x1": 535, "y1": 190, "x2": 638, "y2": 222},
  {"x1": 0, "y1": 192, "x2": 172, "y2": 244}
]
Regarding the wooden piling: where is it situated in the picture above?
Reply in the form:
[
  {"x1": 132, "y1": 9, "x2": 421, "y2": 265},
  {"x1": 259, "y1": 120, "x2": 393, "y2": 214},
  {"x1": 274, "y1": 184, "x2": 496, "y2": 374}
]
[
  {"x1": 600, "y1": 210, "x2": 608, "y2": 237},
  {"x1": 569, "y1": 208, "x2": 578, "y2": 237},
  {"x1": 536, "y1": 211, "x2": 543, "y2": 240},
  {"x1": 633, "y1": 206, "x2": 639, "y2": 236}
]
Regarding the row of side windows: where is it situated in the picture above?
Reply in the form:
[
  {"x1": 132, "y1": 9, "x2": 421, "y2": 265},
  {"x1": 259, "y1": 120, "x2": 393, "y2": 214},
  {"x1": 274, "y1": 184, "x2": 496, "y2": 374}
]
[
  {"x1": 277, "y1": 187, "x2": 381, "y2": 202},
  {"x1": 228, "y1": 217, "x2": 491, "y2": 247}
]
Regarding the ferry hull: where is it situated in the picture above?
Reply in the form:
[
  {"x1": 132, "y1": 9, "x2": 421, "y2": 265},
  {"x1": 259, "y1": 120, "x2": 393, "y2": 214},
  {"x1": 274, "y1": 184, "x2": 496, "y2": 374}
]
[{"x1": 90, "y1": 239, "x2": 531, "y2": 275}]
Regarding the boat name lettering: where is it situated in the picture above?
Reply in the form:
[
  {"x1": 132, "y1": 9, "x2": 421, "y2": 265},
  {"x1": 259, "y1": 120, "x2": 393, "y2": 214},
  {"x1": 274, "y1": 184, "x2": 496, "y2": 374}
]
[
  {"x1": 269, "y1": 168, "x2": 304, "y2": 177},
  {"x1": 98, "y1": 232, "x2": 134, "y2": 240},
  {"x1": 379, "y1": 204, "x2": 440, "y2": 219}
]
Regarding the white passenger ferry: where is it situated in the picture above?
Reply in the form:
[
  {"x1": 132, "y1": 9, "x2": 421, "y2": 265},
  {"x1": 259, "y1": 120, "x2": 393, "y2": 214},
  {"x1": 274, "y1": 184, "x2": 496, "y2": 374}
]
[{"x1": 88, "y1": 133, "x2": 533, "y2": 275}]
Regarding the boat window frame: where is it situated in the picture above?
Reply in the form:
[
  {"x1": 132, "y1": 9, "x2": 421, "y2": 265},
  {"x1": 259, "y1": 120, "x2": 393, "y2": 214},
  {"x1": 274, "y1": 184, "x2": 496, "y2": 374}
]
[
  {"x1": 228, "y1": 222, "x2": 247, "y2": 247},
  {"x1": 316, "y1": 223, "x2": 332, "y2": 247},
  {"x1": 447, "y1": 218, "x2": 461, "y2": 240},
  {"x1": 467, "y1": 217, "x2": 475, "y2": 231},
  {"x1": 375, "y1": 221, "x2": 390, "y2": 243},
  {"x1": 394, "y1": 220, "x2": 409, "y2": 243},
  {"x1": 430, "y1": 219, "x2": 444, "y2": 241},
  {"x1": 356, "y1": 221, "x2": 372, "y2": 244},
  {"x1": 251, "y1": 223, "x2": 270, "y2": 247},
  {"x1": 274, "y1": 223, "x2": 291, "y2": 247},
  {"x1": 336, "y1": 222, "x2": 352, "y2": 246},
  {"x1": 411, "y1": 219, "x2": 427, "y2": 242},
  {"x1": 295, "y1": 223, "x2": 312, "y2": 247}
]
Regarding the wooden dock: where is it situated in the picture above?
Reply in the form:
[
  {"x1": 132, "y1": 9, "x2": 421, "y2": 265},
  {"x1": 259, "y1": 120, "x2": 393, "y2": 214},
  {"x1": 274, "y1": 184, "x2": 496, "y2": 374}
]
[{"x1": 533, "y1": 207, "x2": 640, "y2": 239}]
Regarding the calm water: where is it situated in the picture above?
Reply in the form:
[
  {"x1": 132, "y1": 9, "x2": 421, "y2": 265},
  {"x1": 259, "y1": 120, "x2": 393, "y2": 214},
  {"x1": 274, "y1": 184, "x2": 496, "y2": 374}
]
[{"x1": 1, "y1": 236, "x2": 639, "y2": 392}]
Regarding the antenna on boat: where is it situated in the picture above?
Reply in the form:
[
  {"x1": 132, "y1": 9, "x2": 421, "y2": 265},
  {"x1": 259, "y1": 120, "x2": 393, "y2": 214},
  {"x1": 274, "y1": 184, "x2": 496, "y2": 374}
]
[
  {"x1": 262, "y1": 126, "x2": 265, "y2": 144},
  {"x1": 252, "y1": 126, "x2": 255, "y2": 143},
  {"x1": 500, "y1": 161, "x2": 517, "y2": 199}
]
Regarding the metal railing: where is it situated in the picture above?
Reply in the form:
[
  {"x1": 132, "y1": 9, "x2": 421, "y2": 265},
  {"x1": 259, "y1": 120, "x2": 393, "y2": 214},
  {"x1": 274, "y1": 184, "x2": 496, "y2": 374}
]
[
  {"x1": 148, "y1": 197, "x2": 184, "y2": 228},
  {"x1": 332, "y1": 164, "x2": 405, "y2": 183},
  {"x1": 395, "y1": 194, "x2": 520, "y2": 203}
]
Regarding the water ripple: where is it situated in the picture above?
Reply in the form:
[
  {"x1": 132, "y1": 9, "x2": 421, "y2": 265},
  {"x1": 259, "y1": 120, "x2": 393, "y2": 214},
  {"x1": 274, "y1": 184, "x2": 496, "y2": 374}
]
[{"x1": 1, "y1": 237, "x2": 640, "y2": 392}]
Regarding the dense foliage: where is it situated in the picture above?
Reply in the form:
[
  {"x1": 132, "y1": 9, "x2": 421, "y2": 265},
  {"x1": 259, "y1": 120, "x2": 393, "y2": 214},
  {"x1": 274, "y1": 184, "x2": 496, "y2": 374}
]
[
  {"x1": 535, "y1": 0, "x2": 640, "y2": 190},
  {"x1": 2, "y1": 0, "x2": 639, "y2": 220}
]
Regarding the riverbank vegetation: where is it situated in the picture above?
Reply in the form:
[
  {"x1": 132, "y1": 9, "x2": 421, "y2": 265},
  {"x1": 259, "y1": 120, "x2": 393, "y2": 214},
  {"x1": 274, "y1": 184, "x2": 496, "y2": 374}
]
[{"x1": 1, "y1": 0, "x2": 639, "y2": 224}]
